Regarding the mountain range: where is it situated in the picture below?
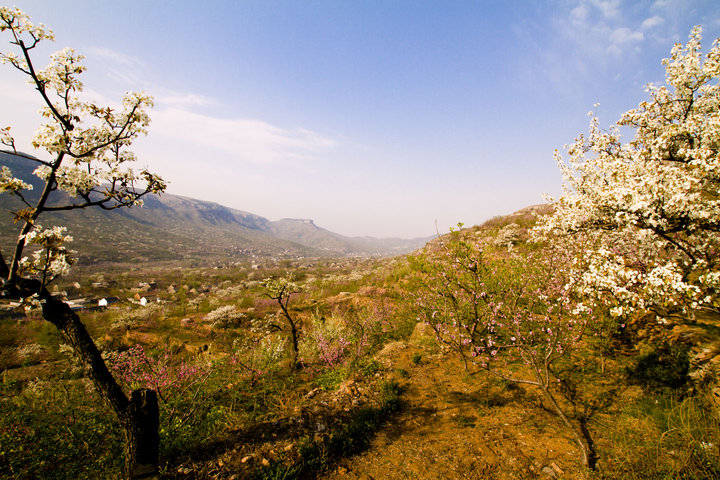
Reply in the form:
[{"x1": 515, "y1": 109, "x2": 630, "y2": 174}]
[{"x1": 0, "y1": 152, "x2": 431, "y2": 266}]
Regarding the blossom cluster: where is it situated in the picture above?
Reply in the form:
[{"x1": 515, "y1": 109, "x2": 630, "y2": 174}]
[
  {"x1": 17, "y1": 225, "x2": 75, "y2": 283},
  {"x1": 534, "y1": 26, "x2": 720, "y2": 317},
  {"x1": 0, "y1": 165, "x2": 32, "y2": 193},
  {"x1": 107, "y1": 345, "x2": 208, "y2": 401}
]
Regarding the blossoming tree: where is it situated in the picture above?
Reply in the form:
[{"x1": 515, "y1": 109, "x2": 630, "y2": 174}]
[
  {"x1": 409, "y1": 228, "x2": 596, "y2": 469},
  {"x1": 535, "y1": 27, "x2": 720, "y2": 320},
  {"x1": 0, "y1": 7, "x2": 165, "y2": 479},
  {"x1": 260, "y1": 275, "x2": 303, "y2": 370}
]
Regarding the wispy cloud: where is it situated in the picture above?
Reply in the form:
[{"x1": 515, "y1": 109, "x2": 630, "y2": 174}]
[
  {"x1": 641, "y1": 15, "x2": 665, "y2": 30},
  {"x1": 155, "y1": 92, "x2": 214, "y2": 108},
  {"x1": 85, "y1": 47, "x2": 142, "y2": 67},
  {"x1": 610, "y1": 27, "x2": 644, "y2": 44},
  {"x1": 558, "y1": 0, "x2": 646, "y2": 59},
  {"x1": 84, "y1": 46, "x2": 147, "y2": 88},
  {"x1": 149, "y1": 107, "x2": 337, "y2": 164},
  {"x1": 511, "y1": 0, "x2": 678, "y2": 103}
]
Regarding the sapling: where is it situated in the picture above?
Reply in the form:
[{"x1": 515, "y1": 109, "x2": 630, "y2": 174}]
[
  {"x1": 409, "y1": 228, "x2": 597, "y2": 469},
  {"x1": 260, "y1": 274, "x2": 303, "y2": 370}
]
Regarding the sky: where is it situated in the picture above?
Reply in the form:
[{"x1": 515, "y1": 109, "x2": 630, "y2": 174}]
[{"x1": 2, "y1": 0, "x2": 720, "y2": 238}]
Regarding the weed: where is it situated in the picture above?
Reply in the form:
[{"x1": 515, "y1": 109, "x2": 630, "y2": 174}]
[
  {"x1": 315, "y1": 368, "x2": 346, "y2": 391},
  {"x1": 454, "y1": 415, "x2": 476, "y2": 428},
  {"x1": 254, "y1": 379, "x2": 403, "y2": 479},
  {"x1": 598, "y1": 392, "x2": 720, "y2": 479},
  {"x1": 360, "y1": 358, "x2": 383, "y2": 377},
  {"x1": 0, "y1": 379, "x2": 123, "y2": 479}
]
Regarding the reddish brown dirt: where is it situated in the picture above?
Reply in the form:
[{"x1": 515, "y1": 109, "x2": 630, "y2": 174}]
[{"x1": 323, "y1": 343, "x2": 585, "y2": 480}]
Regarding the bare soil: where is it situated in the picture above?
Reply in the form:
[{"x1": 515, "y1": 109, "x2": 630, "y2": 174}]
[{"x1": 323, "y1": 344, "x2": 584, "y2": 480}]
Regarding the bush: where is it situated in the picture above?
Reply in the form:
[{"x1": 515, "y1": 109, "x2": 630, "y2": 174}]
[{"x1": 205, "y1": 305, "x2": 245, "y2": 329}]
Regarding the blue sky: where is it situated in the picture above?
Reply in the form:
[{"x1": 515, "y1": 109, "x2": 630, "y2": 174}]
[{"x1": 2, "y1": 1, "x2": 720, "y2": 238}]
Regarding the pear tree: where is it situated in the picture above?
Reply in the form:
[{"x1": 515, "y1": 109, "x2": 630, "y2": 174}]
[
  {"x1": 0, "y1": 7, "x2": 165, "y2": 479},
  {"x1": 536, "y1": 27, "x2": 720, "y2": 321}
]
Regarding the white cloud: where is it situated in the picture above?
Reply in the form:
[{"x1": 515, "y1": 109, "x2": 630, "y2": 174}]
[
  {"x1": 570, "y1": 4, "x2": 590, "y2": 26},
  {"x1": 589, "y1": 0, "x2": 621, "y2": 19},
  {"x1": 610, "y1": 27, "x2": 644, "y2": 44},
  {"x1": 641, "y1": 15, "x2": 665, "y2": 30},
  {"x1": 149, "y1": 107, "x2": 337, "y2": 164}
]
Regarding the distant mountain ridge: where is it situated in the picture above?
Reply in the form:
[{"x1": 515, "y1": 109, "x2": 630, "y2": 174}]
[{"x1": 0, "y1": 152, "x2": 431, "y2": 265}]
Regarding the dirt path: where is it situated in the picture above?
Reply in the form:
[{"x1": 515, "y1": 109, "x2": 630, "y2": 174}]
[{"x1": 324, "y1": 342, "x2": 583, "y2": 480}]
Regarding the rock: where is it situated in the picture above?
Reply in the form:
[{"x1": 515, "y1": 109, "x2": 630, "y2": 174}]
[
  {"x1": 241, "y1": 455, "x2": 253, "y2": 464},
  {"x1": 337, "y1": 379, "x2": 357, "y2": 396},
  {"x1": 305, "y1": 387, "x2": 321, "y2": 399},
  {"x1": 261, "y1": 458, "x2": 270, "y2": 467}
]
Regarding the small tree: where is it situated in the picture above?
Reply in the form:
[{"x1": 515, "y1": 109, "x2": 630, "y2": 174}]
[
  {"x1": 260, "y1": 275, "x2": 302, "y2": 370},
  {"x1": 535, "y1": 26, "x2": 720, "y2": 320},
  {"x1": 409, "y1": 228, "x2": 597, "y2": 469},
  {"x1": 0, "y1": 7, "x2": 165, "y2": 479}
]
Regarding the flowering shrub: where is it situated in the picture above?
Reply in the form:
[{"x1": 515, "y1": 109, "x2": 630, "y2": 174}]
[
  {"x1": 303, "y1": 314, "x2": 352, "y2": 368},
  {"x1": 260, "y1": 275, "x2": 303, "y2": 369},
  {"x1": 229, "y1": 335, "x2": 286, "y2": 386},
  {"x1": 205, "y1": 304, "x2": 245, "y2": 329},
  {"x1": 106, "y1": 345, "x2": 228, "y2": 457},
  {"x1": 409, "y1": 227, "x2": 596, "y2": 468},
  {"x1": 108, "y1": 345, "x2": 208, "y2": 402}
]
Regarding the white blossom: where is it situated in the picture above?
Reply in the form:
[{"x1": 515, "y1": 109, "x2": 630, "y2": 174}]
[{"x1": 535, "y1": 26, "x2": 720, "y2": 315}]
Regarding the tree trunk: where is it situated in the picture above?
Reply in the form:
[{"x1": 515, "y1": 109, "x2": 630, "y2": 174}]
[
  {"x1": 125, "y1": 389, "x2": 160, "y2": 479},
  {"x1": 39, "y1": 292, "x2": 160, "y2": 479},
  {"x1": 289, "y1": 321, "x2": 300, "y2": 370},
  {"x1": 539, "y1": 384, "x2": 597, "y2": 470}
]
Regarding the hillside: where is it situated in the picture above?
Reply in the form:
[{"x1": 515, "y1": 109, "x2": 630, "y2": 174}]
[
  {"x1": 3, "y1": 205, "x2": 717, "y2": 480},
  {"x1": 0, "y1": 152, "x2": 430, "y2": 265}
]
